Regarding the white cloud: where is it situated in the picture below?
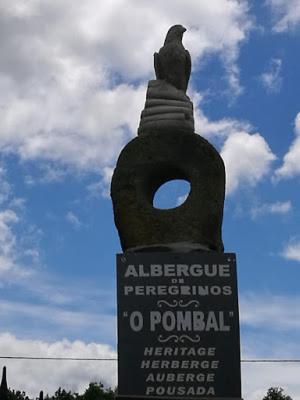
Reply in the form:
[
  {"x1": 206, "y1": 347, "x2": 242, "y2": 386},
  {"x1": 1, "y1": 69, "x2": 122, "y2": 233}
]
[
  {"x1": 66, "y1": 211, "x2": 81, "y2": 229},
  {"x1": 24, "y1": 164, "x2": 69, "y2": 185},
  {"x1": 242, "y1": 357, "x2": 300, "y2": 400},
  {"x1": 190, "y1": 93, "x2": 277, "y2": 195},
  {"x1": 0, "y1": 299, "x2": 116, "y2": 339},
  {"x1": 281, "y1": 238, "x2": 300, "y2": 262},
  {"x1": 266, "y1": 0, "x2": 300, "y2": 32},
  {"x1": 240, "y1": 293, "x2": 300, "y2": 330},
  {"x1": 0, "y1": 0, "x2": 251, "y2": 180},
  {"x1": 0, "y1": 209, "x2": 20, "y2": 274},
  {"x1": 240, "y1": 292, "x2": 300, "y2": 399},
  {"x1": 0, "y1": 82, "x2": 146, "y2": 172},
  {"x1": 275, "y1": 112, "x2": 300, "y2": 179},
  {"x1": 0, "y1": 204, "x2": 37, "y2": 282},
  {"x1": 242, "y1": 330, "x2": 300, "y2": 399},
  {"x1": 0, "y1": 166, "x2": 12, "y2": 205},
  {"x1": 251, "y1": 200, "x2": 292, "y2": 218},
  {"x1": 87, "y1": 167, "x2": 114, "y2": 198},
  {"x1": 221, "y1": 131, "x2": 276, "y2": 194},
  {"x1": 0, "y1": 0, "x2": 251, "y2": 83},
  {"x1": 276, "y1": 136, "x2": 300, "y2": 179},
  {"x1": 260, "y1": 58, "x2": 282, "y2": 93},
  {"x1": 0, "y1": 167, "x2": 42, "y2": 283},
  {"x1": 194, "y1": 105, "x2": 252, "y2": 140},
  {"x1": 0, "y1": 333, "x2": 117, "y2": 397}
]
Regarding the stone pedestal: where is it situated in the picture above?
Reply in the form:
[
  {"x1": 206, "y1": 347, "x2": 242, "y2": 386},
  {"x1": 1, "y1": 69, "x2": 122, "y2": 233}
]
[
  {"x1": 111, "y1": 49, "x2": 240, "y2": 398},
  {"x1": 111, "y1": 130, "x2": 225, "y2": 253},
  {"x1": 116, "y1": 252, "x2": 242, "y2": 399},
  {"x1": 138, "y1": 80, "x2": 194, "y2": 135}
]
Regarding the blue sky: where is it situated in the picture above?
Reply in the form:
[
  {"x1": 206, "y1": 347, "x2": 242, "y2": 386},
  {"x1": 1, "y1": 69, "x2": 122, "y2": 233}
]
[{"x1": 1, "y1": 0, "x2": 300, "y2": 399}]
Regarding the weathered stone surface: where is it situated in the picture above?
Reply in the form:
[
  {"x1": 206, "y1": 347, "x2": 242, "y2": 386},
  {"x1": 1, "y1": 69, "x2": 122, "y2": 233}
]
[
  {"x1": 154, "y1": 25, "x2": 191, "y2": 92},
  {"x1": 111, "y1": 130, "x2": 225, "y2": 252},
  {"x1": 138, "y1": 80, "x2": 194, "y2": 135},
  {"x1": 111, "y1": 25, "x2": 226, "y2": 253},
  {"x1": 141, "y1": 105, "x2": 191, "y2": 118},
  {"x1": 145, "y1": 98, "x2": 193, "y2": 109},
  {"x1": 138, "y1": 119, "x2": 194, "y2": 135},
  {"x1": 142, "y1": 113, "x2": 187, "y2": 122},
  {"x1": 147, "y1": 79, "x2": 190, "y2": 101}
]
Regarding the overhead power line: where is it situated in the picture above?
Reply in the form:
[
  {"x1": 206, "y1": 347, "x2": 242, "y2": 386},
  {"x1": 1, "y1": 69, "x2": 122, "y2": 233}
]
[
  {"x1": 0, "y1": 356, "x2": 117, "y2": 361},
  {"x1": 1, "y1": 356, "x2": 300, "y2": 363},
  {"x1": 241, "y1": 359, "x2": 300, "y2": 363}
]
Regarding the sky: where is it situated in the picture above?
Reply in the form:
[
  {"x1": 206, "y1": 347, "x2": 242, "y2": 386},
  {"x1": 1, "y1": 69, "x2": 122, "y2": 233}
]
[{"x1": 1, "y1": 0, "x2": 300, "y2": 399}]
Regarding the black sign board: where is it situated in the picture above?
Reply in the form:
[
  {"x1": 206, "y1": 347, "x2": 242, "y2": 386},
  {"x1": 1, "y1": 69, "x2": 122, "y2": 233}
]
[{"x1": 117, "y1": 252, "x2": 241, "y2": 399}]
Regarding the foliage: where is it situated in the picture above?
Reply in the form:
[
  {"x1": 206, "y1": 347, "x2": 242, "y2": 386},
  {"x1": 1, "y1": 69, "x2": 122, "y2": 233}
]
[
  {"x1": 79, "y1": 383, "x2": 115, "y2": 400},
  {"x1": 4, "y1": 384, "x2": 295, "y2": 400},
  {"x1": 5, "y1": 383, "x2": 115, "y2": 400},
  {"x1": 8, "y1": 389, "x2": 30, "y2": 400},
  {"x1": 263, "y1": 387, "x2": 293, "y2": 400},
  {"x1": 46, "y1": 387, "x2": 77, "y2": 400}
]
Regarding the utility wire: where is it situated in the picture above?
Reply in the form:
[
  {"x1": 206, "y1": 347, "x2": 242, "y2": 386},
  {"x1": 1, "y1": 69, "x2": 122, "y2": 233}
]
[
  {"x1": 1, "y1": 356, "x2": 300, "y2": 362},
  {"x1": 0, "y1": 356, "x2": 117, "y2": 361},
  {"x1": 241, "y1": 359, "x2": 300, "y2": 363}
]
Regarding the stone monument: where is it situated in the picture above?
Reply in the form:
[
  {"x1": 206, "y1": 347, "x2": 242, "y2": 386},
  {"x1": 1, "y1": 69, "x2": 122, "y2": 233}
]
[{"x1": 111, "y1": 25, "x2": 242, "y2": 400}]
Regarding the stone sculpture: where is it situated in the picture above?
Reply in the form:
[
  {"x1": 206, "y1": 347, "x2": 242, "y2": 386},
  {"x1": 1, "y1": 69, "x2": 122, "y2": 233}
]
[
  {"x1": 154, "y1": 25, "x2": 191, "y2": 92},
  {"x1": 111, "y1": 25, "x2": 225, "y2": 253},
  {"x1": 139, "y1": 25, "x2": 193, "y2": 136}
]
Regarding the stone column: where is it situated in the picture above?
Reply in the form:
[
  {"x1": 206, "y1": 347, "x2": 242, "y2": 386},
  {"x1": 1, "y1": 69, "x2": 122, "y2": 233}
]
[{"x1": 112, "y1": 25, "x2": 242, "y2": 400}]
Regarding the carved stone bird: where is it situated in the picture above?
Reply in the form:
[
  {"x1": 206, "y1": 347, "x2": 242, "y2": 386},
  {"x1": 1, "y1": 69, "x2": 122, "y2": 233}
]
[{"x1": 154, "y1": 25, "x2": 191, "y2": 93}]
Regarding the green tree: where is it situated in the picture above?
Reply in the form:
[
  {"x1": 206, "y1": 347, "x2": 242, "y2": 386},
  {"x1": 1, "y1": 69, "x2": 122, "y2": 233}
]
[
  {"x1": 5, "y1": 382, "x2": 115, "y2": 400},
  {"x1": 263, "y1": 387, "x2": 293, "y2": 400},
  {"x1": 47, "y1": 387, "x2": 76, "y2": 400},
  {"x1": 80, "y1": 383, "x2": 115, "y2": 400},
  {"x1": 7, "y1": 389, "x2": 29, "y2": 400}
]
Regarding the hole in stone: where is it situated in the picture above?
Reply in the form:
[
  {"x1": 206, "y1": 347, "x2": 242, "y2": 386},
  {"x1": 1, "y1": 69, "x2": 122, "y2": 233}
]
[{"x1": 153, "y1": 179, "x2": 190, "y2": 210}]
